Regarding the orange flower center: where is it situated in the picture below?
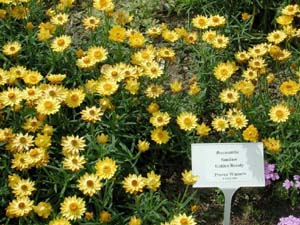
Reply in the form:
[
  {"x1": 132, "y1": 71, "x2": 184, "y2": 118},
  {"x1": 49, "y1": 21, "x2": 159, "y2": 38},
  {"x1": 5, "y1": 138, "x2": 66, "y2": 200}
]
[
  {"x1": 220, "y1": 69, "x2": 228, "y2": 76},
  {"x1": 72, "y1": 158, "x2": 78, "y2": 164},
  {"x1": 103, "y1": 83, "x2": 112, "y2": 91},
  {"x1": 131, "y1": 179, "x2": 138, "y2": 187},
  {"x1": 28, "y1": 89, "x2": 35, "y2": 95},
  {"x1": 184, "y1": 117, "x2": 192, "y2": 125},
  {"x1": 71, "y1": 139, "x2": 79, "y2": 147},
  {"x1": 44, "y1": 101, "x2": 53, "y2": 109},
  {"x1": 57, "y1": 39, "x2": 65, "y2": 46},
  {"x1": 69, "y1": 202, "x2": 78, "y2": 211},
  {"x1": 18, "y1": 202, "x2": 26, "y2": 209},
  {"x1": 29, "y1": 149, "x2": 38, "y2": 157},
  {"x1": 180, "y1": 218, "x2": 188, "y2": 224},
  {"x1": 10, "y1": 46, "x2": 16, "y2": 51},
  {"x1": 8, "y1": 92, "x2": 15, "y2": 99},
  {"x1": 71, "y1": 94, "x2": 79, "y2": 101},
  {"x1": 103, "y1": 165, "x2": 111, "y2": 173},
  {"x1": 275, "y1": 110, "x2": 284, "y2": 117},
  {"x1": 19, "y1": 137, "x2": 27, "y2": 144},
  {"x1": 151, "y1": 67, "x2": 157, "y2": 73},
  {"x1": 86, "y1": 180, "x2": 94, "y2": 187},
  {"x1": 227, "y1": 93, "x2": 233, "y2": 98},
  {"x1": 21, "y1": 184, "x2": 28, "y2": 191},
  {"x1": 83, "y1": 57, "x2": 91, "y2": 64}
]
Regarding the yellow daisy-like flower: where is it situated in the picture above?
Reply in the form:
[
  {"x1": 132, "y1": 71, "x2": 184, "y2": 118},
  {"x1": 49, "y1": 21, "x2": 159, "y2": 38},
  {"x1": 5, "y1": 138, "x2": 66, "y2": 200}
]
[
  {"x1": 97, "y1": 79, "x2": 119, "y2": 96},
  {"x1": 128, "y1": 32, "x2": 145, "y2": 48},
  {"x1": 267, "y1": 30, "x2": 287, "y2": 44},
  {"x1": 170, "y1": 80, "x2": 183, "y2": 93},
  {"x1": 279, "y1": 80, "x2": 298, "y2": 96},
  {"x1": 228, "y1": 113, "x2": 248, "y2": 130},
  {"x1": 49, "y1": 217, "x2": 71, "y2": 225},
  {"x1": 233, "y1": 80, "x2": 255, "y2": 97},
  {"x1": 248, "y1": 57, "x2": 266, "y2": 69},
  {"x1": 11, "y1": 133, "x2": 34, "y2": 152},
  {"x1": 149, "y1": 111, "x2": 171, "y2": 127},
  {"x1": 113, "y1": 10, "x2": 133, "y2": 25},
  {"x1": 128, "y1": 216, "x2": 142, "y2": 225},
  {"x1": 143, "y1": 61, "x2": 163, "y2": 79},
  {"x1": 61, "y1": 135, "x2": 86, "y2": 155},
  {"x1": 95, "y1": 157, "x2": 118, "y2": 179},
  {"x1": 196, "y1": 122, "x2": 211, "y2": 136},
  {"x1": 219, "y1": 88, "x2": 240, "y2": 104},
  {"x1": 11, "y1": 178, "x2": 36, "y2": 197},
  {"x1": 242, "y1": 124, "x2": 259, "y2": 142},
  {"x1": 19, "y1": 117, "x2": 41, "y2": 134},
  {"x1": 99, "y1": 210, "x2": 112, "y2": 222},
  {"x1": 6, "y1": 197, "x2": 34, "y2": 218},
  {"x1": 23, "y1": 70, "x2": 43, "y2": 85},
  {"x1": 109, "y1": 25, "x2": 127, "y2": 42},
  {"x1": 36, "y1": 98, "x2": 60, "y2": 115},
  {"x1": 0, "y1": 87, "x2": 23, "y2": 107},
  {"x1": 46, "y1": 73, "x2": 66, "y2": 84},
  {"x1": 51, "y1": 35, "x2": 72, "y2": 52},
  {"x1": 87, "y1": 46, "x2": 108, "y2": 63},
  {"x1": 50, "y1": 13, "x2": 69, "y2": 26},
  {"x1": 211, "y1": 117, "x2": 229, "y2": 132},
  {"x1": 145, "y1": 170, "x2": 161, "y2": 191},
  {"x1": 147, "y1": 102, "x2": 160, "y2": 114},
  {"x1": 97, "y1": 133, "x2": 109, "y2": 144},
  {"x1": 202, "y1": 30, "x2": 217, "y2": 44},
  {"x1": 208, "y1": 15, "x2": 226, "y2": 27},
  {"x1": 269, "y1": 104, "x2": 290, "y2": 123},
  {"x1": 77, "y1": 173, "x2": 102, "y2": 197},
  {"x1": 192, "y1": 15, "x2": 209, "y2": 29},
  {"x1": 213, "y1": 61, "x2": 238, "y2": 82},
  {"x1": 122, "y1": 174, "x2": 145, "y2": 195},
  {"x1": 211, "y1": 34, "x2": 229, "y2": 49},
  {"x1": 235, "y1": 50, "x2": 250, "y2": 63},
  {"x1": 3, "y1": 41, "x2": 21, "y2": 56},
  {"x1": 65, "y1": 88, "x2": 85, "y2": 108},
  {"x1": 262, "y1": 137, "x2": 281, "y2": 153},
  {"x1": 161, "y1": 29, "x2": 179, "y2": 42},
  {"x1": 282, "y1": 4, "x2": 299, "y2": 16},
  {"x1": 82, "y1": 16, "x2": 100, "y2": 30},
  {"x1": 93, "y1": 0, "x2": 114, "y2": 12},
  {"x1": 181, "y1": 169, "x2": 199, "y2": 185},
  {"x1": 176, "y1": 112, "x2": 198, "y2": 131},
  {"x1": 171, "y1": 213, "x2": 197, "y2": 225},
  {"x1": 242, "y1": 68, "x2": 258, "y2": 81},
  {"x1": 33, "y1": 202, "x2": 52, "y2": 219},
  {"x1": 60, "y1": 196, "x2": 86, "y2": 221},
  {"x1": 151, "y1": 127, "x2": 170, "y2": 144},
  {"x1": 102, "y1": 64, "x2": 124, "y2": 82},
  {"x1": 276, "y1": 15, "x2": 293, "y2": 26},
  {"x1": 137, "y1": 139, "x2": 150, "y2": 153},
  {"x1": 146, "y1": 26, "x2": 162, "y2": 37},
  {"x1": 80, "y1": 106, "x2": 103, "y2": 123},
  {"x1": 145, "y1": 84, "x2": 164, "y2": 99},
  {"x1": 62, "y1": 154, "x2": 86, "y2": 172},
  {"x1": 184, "y1": 32, "x2": 198, "y2": 45},
  {"x1": 76, "y1": 56, "x2": 97, "y2": 69},
  {"x1": 10, "y1": 153, "x2": 31, "y2": 171},
  {"x1": 125, "y1": 78, "x2": 140, "y2": 95}
]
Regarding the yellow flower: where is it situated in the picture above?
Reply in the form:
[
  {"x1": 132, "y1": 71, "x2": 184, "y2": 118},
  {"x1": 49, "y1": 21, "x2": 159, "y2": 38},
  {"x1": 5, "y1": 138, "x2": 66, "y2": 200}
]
[
  {"x1": 262, "y1": 137, "x2": 281, "y2": 153},
  {"x1": 147, "y1": 102, "x2": 160, "y2": 114},
  {"x1": 151, "y1": 127, "x2": 170, "y2": 144},
  {"x1": 212, "y1": 117, "x2": 228, "y2": 132},
  {"x1": 170, "y1": 80, "x2": 183, "y2": 93},
  {"x1": 176, "y1": 112, "x2": 198, "y2": 131},
  {"x1": 181, "y1": 169, "x2": 199, "y2": 185},
  {"x1": 125, "y1": 78, "x2": 140, "y2": 95},
  {"x1": 188, "y1": 83, "x2": 201, "y2": 95},
  {"x1": 137, "y1": 139, "x2": 150, "y2": 153},
  {"x1": 51, "y1": 35, "x2": 72, "y2": 52},
  {"x1": 34, "y1": 133, "x2": 51, "y2": 149},
  {"x1": 65, "y1": 88, "x2": 85, "y2": 108},
  {"x1": 97, "y1": 133, "x2": 109, "y2": 144},
  {"x1": 233, "y1": 80, "x2": 255, "y2": 97},
  {"x1": 171, "y1": 213, "x2": 196, "y2": 225},
  {"x1": 146, "y1": 26, "x2": 162, "y2": 37},
  {"x1": 202, "y1": 30, "x2": 216, "y2": 44},
  {"x1": 211, "y1": 34, "x2": 229, "y2": 49},
  {"x1": 80, "y1": 106, "x2": 103, "y2": 123},
  {"x1": 162, "y1": 29, "x2": 179, "y2": 42},
  {"x1": 99, "y1": 210, "x2": 112, "y2": 222},
  {"x1": 282, "y1": 4, "x2": 299, "y2": 16},
  {"x1": 267, "y1": 30, "x2": 287, "y2": 44},
  {"x1": 76, "y1": 56, "x2": 96, "y2": 69},
  {"x1": 97, "y1": 79, "x2": 119, "y2": 96},
  {"x1": 33, "y1": 202, "x2": 52, "y2": 219},
  {"x1": 219, "y1": 88, "x2": 240, "y2": 104},
  {"x1": 279, "y1": 80, "x2": 298, "y2": 96},
  {"x1": 82, "y1": 16, "x2": 100, "y2": 30},
  {"x1": 145, "y1": 84, "x2": 164, "y2": 98},
  {"x1": 11, "y1": 133, "x2": 34, "y2": 152},
  {"x1": 128, "y1": 216, "x2": 142, "y2": 225},
  {"x1": 61, "y1": 135, "x2": 86, "y2": 155},
  {"x1": 184, "y1": 32, "x2": 198, "y2": 45},
  {"x1": 109, "y1": 25, "x2": 127, "y2": 42},
  {"x1": 49, "y1": 217, "x2": 71, "y2": 225},
  {"x1": 11, "y1": 178, "x2": 35, "y2": 197},
  {"x1": 102, "y1": 64, "x2": 124, "y2": 82},
  {"x1": 213, "y1": 61, "x2": 238, "y2": 82},
  {"x1": 248, "y1": 57, "x2": 266, "y2": 69},
  {"x1": 23, "y1": 70, "x2": 43, "y2": 85},
  {"x1": 276, "y1": 15, "x2": 293, "y2": 25},
  {"x1": 93, "y1": 0, "x2": 114, "y2": 12},
  {"x1": 196, "y1": 123, "x2": 211, "y2": 136},
  {"x1": 36, "y1": 98, "x2": 60, "y2": 115},
  {"x1": 62, "y1": 154, "x2": 86, "y2": 172},
  {"x1": 87, "y1": 46, "x2": 108, "y2": 63},
  {"x1": 235, "y1": 50, "x2": 250, "y2": 63},
  {"x1": 122, "y1": 174, "x2": 145, "y2": 194},
  {"x1": 269, "y1": 104, "x2": 290, "y2": 123},
  {"x1": 50, "y1": 13, "x2": 69, "y2": 26},
  {"x1": 143, "y1": 61, "x2": 163, "y2": 79},
  {"x1": 242, "y1": 68, "x2": 258, "y2": 81},
  {"x1": 157, "y1": 47, "x2": 176, "y2": 61},
  {"x1": 248, "y1": 43, "x2": 269, "y2": 58},
  {"x1": 9, "y1": 5, "x2": 28, "y2": 19},
  {"x1": 150, "y1": 111, "x2": 171, "y2": 127},
  {"x1": 128, "y1": 32, "x2": 145, "y2": 48},
  {"x1": 95, "y1": 157, "x2": 118, "y2": 179},
  {"x1": 77, "y1": 173, "x2": 102, "y2": 196},
  {"x1": 145, "y1": 170, "x2": 161, "y2": 191},
  {"x1": 192, "y1": 15, "x2": 209, "y2": 29},
  {"x1": 209, "y1": 15, "x2": 226, "y2": 27},
  {"x1": 113, "y1": 10, "x2": 133, "y2": 25},
  {"x1": 241, "y1": 12, "x2": 251, "y2": 21},
  {"x1": 228, "y1": 113, "x2": 248, "y2": 130},
  {"x1": 242, "y1": 124, "x2": 259, "y2": 142},
  {"x1": 60, "y1": 196, "x2": 86, "y2": 221},
  {"x1": 2, "y1": 41, "x2": 21, "y2": 56},
  {"x1": 6, "y1": 197, "x2": 33, "y2": 218}
]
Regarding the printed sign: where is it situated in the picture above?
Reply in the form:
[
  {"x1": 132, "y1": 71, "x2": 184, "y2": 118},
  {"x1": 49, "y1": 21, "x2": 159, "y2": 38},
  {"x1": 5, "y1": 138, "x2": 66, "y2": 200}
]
[{"x1": 192, "y1": 143, "x2": 265, "y2": 189}]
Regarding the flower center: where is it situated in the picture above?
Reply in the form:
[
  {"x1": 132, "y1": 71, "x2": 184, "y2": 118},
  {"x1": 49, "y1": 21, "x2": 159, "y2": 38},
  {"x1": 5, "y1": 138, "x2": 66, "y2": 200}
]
[
  {"x1": 44, "y1": 101, "x2": 53, "y2": 109},
  {"x1": 275, "y1": 110, "x2": 284, "y2": 117},
  {"x1": 8, "y1": 92, "x2": 15, "y2": 99},
  {"x1": 103, "y1": 83, "x2": 112, "y2": 91},
  {"x1": 57, "y1": 39, "x2": 65, "y2": 46},
  {"x1": 86, "y1": 180, "x2": 94, "y2": 187},
  {"x1": 69, "y1": 202, "x2": 78, "y2": 211},
  {"x1": 18, "y1": 202, "x2": 26, "y2": 209},
  {"x1": 71, "y1": 94, "x2": 79, "y2": 101},
  {"x1": 180, "y1": 218, "x2": 188, "y2": 225},
  {"x1": 131, "y1": 179, "x2": 138, "y2": 187},
  {"x1": 21, "y1": 184, "x2": 28, "y2": 191}
]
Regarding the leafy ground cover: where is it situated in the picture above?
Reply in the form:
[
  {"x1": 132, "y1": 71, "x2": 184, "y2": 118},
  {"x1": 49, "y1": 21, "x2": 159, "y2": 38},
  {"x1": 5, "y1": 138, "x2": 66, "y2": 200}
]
[{"x1": 0, "y1": 0, "x2": 300, "y2": 224}]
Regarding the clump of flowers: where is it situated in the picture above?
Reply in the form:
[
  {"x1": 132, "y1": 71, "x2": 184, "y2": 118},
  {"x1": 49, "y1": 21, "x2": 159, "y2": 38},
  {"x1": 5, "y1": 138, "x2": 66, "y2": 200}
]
[
  {"x1": 277, "y1": 215, "x2": 300, "y2": 225},
  {"x1": 265, "y1": 163, "x2": 280, "y2": 186}
]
